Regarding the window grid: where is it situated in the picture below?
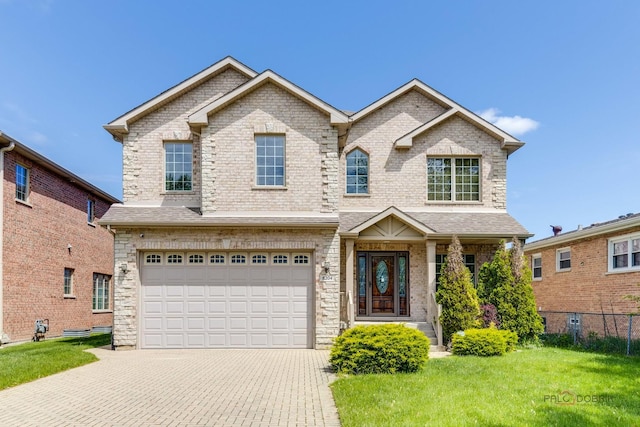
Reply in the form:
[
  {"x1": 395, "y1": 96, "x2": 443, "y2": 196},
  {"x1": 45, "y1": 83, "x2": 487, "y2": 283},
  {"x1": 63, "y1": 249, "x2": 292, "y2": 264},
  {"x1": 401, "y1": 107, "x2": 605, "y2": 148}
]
[
  {"x1": 188, "y1": 254, "x2": 204, "y2": 264},
  {"x1": 64, "y1": 268, "x2": 73, "y2": 295},
  {"x1": 610, "y1": 235, "x2": 640, "y2": 271},
  {"x1": 435, "y1": 253, "x2": 476, "y2": 287},
  {"x1": 231, "y1": 254, "x2": 247, "y2": 264},
  {"x1": 256, "y1": 135, "x2": 285, "y2": 186},
  {"x1": 210, "y1": 254, "x2": 226, "y2": 264},
  {"x1": 165, "y1": 142, "x2": 193, "y2": 191},
  {"x1": 167, "y1": 254, "x2": 183, "y2": 264},
  {"x1": 252, "y1": 254, "x2": 267, "y2": 264},
  {"x1": 93, "y1": 273, "x2": 110, "y2": 311},
  {"x1": 427, "y1": 158, "x2": 480, "y2": 201},
  {"x1": 15, "y1": 164, "x2": 29, "y2": 201},
  {"x1": 146, "y1": 254, "x2": 162, "y2": 264},
  {"x1": 346, "y1": 149, "x2": 369, "y2": 194},
  {"x1": 272, "y1": 254, "x2": 289, "y2": 264},
  {"x1": 294, "y1": 254, "x2": 310, "y2": 264}
]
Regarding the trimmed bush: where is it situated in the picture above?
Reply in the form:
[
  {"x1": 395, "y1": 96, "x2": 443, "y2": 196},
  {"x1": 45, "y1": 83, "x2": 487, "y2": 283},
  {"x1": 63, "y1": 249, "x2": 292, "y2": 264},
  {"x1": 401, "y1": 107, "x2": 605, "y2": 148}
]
[
  {"x1": 330, "y1": 324, "x2": 430, "y2": 375},
  {"x1": 451, "y1": 328, "x2": 518, "y2": 356}
]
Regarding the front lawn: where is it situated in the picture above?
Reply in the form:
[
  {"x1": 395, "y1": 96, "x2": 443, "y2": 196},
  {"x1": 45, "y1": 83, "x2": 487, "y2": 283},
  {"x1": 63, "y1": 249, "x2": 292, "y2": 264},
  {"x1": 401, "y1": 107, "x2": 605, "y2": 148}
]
[
  {"x1": 331, "y1": 347, "x2": 640, "y2": 426},
  {"x1": 0, "y1": 334, "x2": 111, "y2": 390}
]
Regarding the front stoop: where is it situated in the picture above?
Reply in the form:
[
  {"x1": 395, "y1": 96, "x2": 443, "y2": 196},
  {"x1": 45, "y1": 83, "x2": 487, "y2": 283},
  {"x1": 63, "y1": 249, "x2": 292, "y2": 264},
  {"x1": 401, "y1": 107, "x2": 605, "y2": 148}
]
[{"x1": 353, "y1": 320, "x2": 447, "y2": 352}]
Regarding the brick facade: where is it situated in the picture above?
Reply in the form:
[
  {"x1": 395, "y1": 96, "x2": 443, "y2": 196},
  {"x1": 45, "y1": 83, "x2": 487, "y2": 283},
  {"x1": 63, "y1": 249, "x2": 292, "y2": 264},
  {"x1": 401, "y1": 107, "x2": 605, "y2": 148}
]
[{"x1": 2, "y1": 147, "x2": 116, "y2": 343}]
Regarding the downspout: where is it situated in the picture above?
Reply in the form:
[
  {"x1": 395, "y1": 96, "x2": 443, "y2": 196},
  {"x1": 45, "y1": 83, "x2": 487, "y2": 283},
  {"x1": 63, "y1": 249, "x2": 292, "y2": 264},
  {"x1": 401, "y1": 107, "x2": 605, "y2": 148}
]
[{"x1": 0, "y1": 139, "x2": 16, "y2": 344}]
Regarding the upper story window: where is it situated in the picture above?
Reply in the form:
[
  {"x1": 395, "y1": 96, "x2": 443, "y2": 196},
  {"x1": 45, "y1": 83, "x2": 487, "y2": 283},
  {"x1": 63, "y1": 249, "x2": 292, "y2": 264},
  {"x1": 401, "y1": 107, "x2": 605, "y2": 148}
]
[
  {"x1": 556, "y1": 248, "x2": 571, "y2": 272},
  {"x1": 165, "y1": 142, "x2": 193, "y2": 192},
  {"x1": 15, "y1": 164, "x2": 29, "y2": 202},
  {"x1": 346, "y1": 149, "x2": 369, "y2": 194},
  {"x1": 609, "y1": 233, "x2": 640, "y2": 272},
  {"x1": 255, "y1": 135, "x2": 285, "y2": 186},
  {"x1": 427, "y1": 157, "x2": 480, "y2": 202},
  {"x1": 87, "y1": 198, "x2": 96, "y2": 223},
  {"x1": 532, "y1": 254, "x2": 542, "y2": 280}
]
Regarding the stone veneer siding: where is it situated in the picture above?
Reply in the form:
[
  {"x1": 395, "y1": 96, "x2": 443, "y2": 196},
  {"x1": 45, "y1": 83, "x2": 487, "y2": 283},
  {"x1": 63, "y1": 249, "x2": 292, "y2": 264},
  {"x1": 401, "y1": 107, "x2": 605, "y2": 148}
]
[{"x1": 112, "y1": 227, "x2": 340, "y2": 349}]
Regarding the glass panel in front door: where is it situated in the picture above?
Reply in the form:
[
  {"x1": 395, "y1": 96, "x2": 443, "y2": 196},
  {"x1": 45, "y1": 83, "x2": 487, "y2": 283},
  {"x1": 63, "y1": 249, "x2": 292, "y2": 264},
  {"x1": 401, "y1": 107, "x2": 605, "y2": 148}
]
[{"x1": 371, "y1": 255, "x2": 395, "y2": 314}]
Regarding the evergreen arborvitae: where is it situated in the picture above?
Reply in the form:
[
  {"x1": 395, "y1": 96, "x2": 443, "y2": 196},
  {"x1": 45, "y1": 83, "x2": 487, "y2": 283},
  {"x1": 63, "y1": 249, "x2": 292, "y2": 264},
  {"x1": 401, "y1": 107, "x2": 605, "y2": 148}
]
[
  {"x1": 435, "y1": 236, "x2": 480, "y2": 343},
  {"x1": 478, "y1": 238, "x2": 544, "y2": 341}
]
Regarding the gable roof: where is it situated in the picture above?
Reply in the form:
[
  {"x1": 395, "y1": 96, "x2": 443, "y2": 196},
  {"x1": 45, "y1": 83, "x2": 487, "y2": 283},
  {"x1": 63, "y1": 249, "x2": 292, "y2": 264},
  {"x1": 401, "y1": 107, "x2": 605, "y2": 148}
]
[
  {"x1": 0, "y1": 131, "x2": 120, "y2": 204},
  {"x1": 188, "y1": 70, "x2": 349, "y2": 126},
  {"x1": 349, "y1": 79, "x2": 524, "y2": 154},
  {"x1": 104, "y1": 56, "x2": 258, "y2": 142},
  {"x1": 524, "y1": 212, "x2": 640, "y2": 251},
  {"x1": 341, "y1": 206, "x2": 435, "y2": 237}
]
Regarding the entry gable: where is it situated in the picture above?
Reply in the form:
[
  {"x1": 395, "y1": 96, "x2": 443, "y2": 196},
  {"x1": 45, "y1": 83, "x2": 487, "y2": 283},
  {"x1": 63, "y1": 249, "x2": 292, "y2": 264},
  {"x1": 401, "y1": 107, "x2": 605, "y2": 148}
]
[
  {"x1": 344, "y1": 207, "x2": 434, "y2": 239},
  {"x1": 189, "y1": 70, "x2": 349, "y2": 126}
]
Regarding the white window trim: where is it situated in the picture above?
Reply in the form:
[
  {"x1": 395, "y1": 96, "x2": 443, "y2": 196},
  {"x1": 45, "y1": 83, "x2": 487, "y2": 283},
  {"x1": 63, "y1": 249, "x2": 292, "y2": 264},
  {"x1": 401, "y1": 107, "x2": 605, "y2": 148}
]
[
  {"x1": 556, "y1": 247, "x2": 571, "y2": 272},
  {"x1": 187, "y1": 253, "x2": 205, "y2": 264},
  {"x1": 345, "y1": 148, "x2": 369, "y2": 195},
  {"x1": 532, "y1": 253, "x2": 542, "y2": 281},
  {"x1": 144, "y1": 253, "x2": 163, "y2": 265},
  {"x1": 608, "y1": 232, "x2": 640, "y2": 273},
  {"x1": 255, "y1": 134, "x2": 286, "y2": 187},
  {"x1": 64, "y1": 268, "x2": 74, "y2": 297},
  {"x1": 251, "y1": 253, "x2": 269, "y2": 265},
  {"x1": 209, "y1": 253, "x2": 226, "y2": 265},
  {"x1": 293, "y1": 253, "x2": 311, "y2": 265},
  {"x1": 426, "y1": 156, "x2": 482, "y2": 203},
  {"x1": 163, "y1": 141, "x2": 194, "y2": 193},
  {"x1": 166, "y1": 253, "x2": 184, "y2": 264},
  {"x1": 230, "y1": 253, "x2": 248, "y2": 265},
  {"x1": 15, "y1": 163, "x2": 30, "y2": 203}
]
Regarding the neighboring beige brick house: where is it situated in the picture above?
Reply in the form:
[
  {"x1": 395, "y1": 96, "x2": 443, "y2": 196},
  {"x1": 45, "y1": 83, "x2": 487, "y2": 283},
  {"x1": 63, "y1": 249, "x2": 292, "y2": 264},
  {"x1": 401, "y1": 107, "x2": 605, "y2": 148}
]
[
  {"x1": 524, "y1": 214, "x2": 640, "y2": 335},
  {"x1": 0, "y1": 131, "x2": 119, "y2": 343},
  {"x1": 101, "y1": 56, "x2": 530, "y2": 350}
]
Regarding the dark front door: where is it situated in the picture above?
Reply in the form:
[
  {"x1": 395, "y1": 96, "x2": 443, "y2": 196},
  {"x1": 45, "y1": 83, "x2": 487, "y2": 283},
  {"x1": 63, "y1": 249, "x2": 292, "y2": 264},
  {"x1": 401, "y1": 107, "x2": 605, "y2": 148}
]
[{"x1": 371, "y1": 254, "x2": 395, "y2": 314}]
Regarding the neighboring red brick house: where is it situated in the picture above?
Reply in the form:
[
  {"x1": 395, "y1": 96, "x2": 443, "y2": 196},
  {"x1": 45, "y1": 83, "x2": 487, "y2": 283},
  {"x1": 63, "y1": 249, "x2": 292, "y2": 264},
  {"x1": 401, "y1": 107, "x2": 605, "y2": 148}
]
[
  {"x1": 524, "y1": 213, "x2": 640, "y2": 335},
  {"x1": 0, "y1": 131, "x2": 119, "y2": 343}
]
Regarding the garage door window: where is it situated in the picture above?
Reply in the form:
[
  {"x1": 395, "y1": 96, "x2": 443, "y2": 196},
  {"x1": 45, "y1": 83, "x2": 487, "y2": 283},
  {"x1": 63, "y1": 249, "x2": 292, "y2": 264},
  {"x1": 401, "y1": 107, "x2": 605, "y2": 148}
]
[
  {"x1": 189, "y1": 254, "x2": 204, "y2": 264},
  {"x1": 231, "y1": 254, "x2": 247, "y2": 264},
  {"x1": 273, "y1": 254, "x2": 289, "y2": 264},
  {"x1": 210, "y1": 254, "x2": 226, "y2": 264},
  {"x1": 252, "y1": 254, "x2": 268, "y2": 264},
  {"x1": 167, "y1": 254, "x2": 183, "y2": 264},
  {"x1": 146, "y1": 254, "x2": 162, "y2": 264},
  {"x1": 294, "y1": 254, "x2": 310, "y2": 264}
]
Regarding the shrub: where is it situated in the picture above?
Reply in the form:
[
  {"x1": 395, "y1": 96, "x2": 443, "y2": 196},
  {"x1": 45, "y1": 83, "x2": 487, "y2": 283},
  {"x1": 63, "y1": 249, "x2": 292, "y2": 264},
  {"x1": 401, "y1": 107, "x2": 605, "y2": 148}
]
[
  {"x1": 330, "y1": 324, "x2": 430, "y2": 375},
  {"x1": 480, "y1": 304, "x2": 500, "y2": 328},
  {"x1": 451, "y1": 328, "x2": 518, "y2": 356}
]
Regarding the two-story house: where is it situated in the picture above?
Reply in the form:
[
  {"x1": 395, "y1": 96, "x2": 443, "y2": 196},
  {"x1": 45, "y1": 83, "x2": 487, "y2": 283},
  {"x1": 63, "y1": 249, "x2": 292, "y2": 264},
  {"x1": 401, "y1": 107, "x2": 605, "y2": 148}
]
[
  {"x1": 0, "y1": 131, "x2": 119, "y2": 343},
  {"x1": 101, "y1": 57, "x2": 530, "y2": 350}
]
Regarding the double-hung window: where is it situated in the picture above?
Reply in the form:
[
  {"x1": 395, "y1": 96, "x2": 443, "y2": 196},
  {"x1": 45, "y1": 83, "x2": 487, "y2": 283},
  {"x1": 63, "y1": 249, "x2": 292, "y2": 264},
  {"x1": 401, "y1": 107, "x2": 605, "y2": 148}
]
[
  {"x1": 15, "y1": 164, "x2": 29, "y2": 202},
  {"x1": 427, "y1": 157, "x2": 480, "y2": 201},
  {"x1": 609, "y1": 233, "x2": 640, "y2": 272},
  {"x1": 93, "y1": 273, "x2": 111, "y2": 311},
  {"x1": 64, "y1": 268, "x2": 74, "y2": 296},
  {"x1": 556, "y1": 248, "x2": 571, "y2": 272},
  {"x1": 346, "y1": 149, "x2": 369, "y2": 194},
  {"x1": 532, "y1": 254, "x2": 542, "y2": 280},
  {"x1": 256, "y1": 135, "x2": 285, "y2": 186},
  {"x1": 165, "y1": 142, "x2": 193, "y2": 191}
]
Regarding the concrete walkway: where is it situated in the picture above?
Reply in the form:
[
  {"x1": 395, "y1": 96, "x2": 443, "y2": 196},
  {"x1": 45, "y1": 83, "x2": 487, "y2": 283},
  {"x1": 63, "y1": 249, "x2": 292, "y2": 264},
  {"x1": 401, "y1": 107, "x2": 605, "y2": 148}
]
[{"x1": 0, "y1": 348, "x2": 341, "y2": 426}]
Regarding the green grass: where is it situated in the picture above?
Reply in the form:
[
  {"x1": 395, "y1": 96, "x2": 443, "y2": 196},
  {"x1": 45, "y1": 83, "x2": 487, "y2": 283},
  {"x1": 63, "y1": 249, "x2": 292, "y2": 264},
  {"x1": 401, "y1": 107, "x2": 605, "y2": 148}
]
[
  {"x1": 0, "y1": 334, "x2": 111, "y2": 390},
  {"x1": 331, "y1": 347, "x2": 640, "y2": 426}
]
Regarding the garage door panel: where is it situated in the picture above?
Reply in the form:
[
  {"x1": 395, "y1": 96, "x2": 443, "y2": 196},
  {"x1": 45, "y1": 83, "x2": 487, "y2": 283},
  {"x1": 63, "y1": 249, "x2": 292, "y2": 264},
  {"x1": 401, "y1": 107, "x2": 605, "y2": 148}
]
[
  {"x1": 166, "y1": 318, "x2": 184, "y2": 330},
  {"x1": 141, "y1": 252, "x2": 312, "y2": 349},
  {"x1": 166, "y1": 301, "x2": 184, "y2": 314},
  {"x1": 187, "y1": 301, "x2": 205, "y2": 314}
]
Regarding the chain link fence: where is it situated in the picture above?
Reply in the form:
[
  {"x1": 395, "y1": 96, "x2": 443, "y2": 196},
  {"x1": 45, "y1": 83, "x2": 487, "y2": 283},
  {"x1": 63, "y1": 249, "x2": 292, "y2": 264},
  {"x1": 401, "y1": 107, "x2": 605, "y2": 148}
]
[{"x1": 539, "y1": 311, "x2": 640, "y2": 356}]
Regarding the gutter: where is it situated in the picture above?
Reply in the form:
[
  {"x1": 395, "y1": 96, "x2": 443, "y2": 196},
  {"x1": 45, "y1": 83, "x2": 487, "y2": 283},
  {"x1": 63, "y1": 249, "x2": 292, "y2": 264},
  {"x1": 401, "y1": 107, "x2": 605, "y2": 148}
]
[{"x1": 0, "y1": 137, "x2": 16, "y2": 344}]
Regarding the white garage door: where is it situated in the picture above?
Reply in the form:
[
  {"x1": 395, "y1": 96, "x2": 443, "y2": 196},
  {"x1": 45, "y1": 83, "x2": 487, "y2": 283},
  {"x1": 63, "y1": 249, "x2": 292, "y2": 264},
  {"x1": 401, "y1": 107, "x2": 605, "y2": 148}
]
[{"x1": 140, "y1": 252, "x2": 313, "y2": 349}]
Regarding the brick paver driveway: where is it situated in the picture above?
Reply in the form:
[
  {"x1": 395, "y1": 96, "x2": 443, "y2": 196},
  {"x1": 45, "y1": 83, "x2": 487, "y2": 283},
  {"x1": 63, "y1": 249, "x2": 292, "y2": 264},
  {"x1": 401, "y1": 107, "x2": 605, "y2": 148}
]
[{"x1": 0, "y1": 348, "x2": 341, "y2": 426}]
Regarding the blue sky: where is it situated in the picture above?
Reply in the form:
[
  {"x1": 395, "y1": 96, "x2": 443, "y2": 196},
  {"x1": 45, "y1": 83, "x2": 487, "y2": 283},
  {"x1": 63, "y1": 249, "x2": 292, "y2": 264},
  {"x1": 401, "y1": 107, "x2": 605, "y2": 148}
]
[{"x1": 1, "y1": 0, "x2": 638, "y2": 241}]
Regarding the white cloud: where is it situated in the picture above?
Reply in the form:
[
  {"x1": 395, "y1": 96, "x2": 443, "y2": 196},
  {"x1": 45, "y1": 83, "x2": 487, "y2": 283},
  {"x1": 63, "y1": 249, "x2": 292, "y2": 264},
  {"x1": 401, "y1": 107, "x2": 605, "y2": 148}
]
[{"x1": 478, "y1": 108, "x2": 539, "y2": 137}]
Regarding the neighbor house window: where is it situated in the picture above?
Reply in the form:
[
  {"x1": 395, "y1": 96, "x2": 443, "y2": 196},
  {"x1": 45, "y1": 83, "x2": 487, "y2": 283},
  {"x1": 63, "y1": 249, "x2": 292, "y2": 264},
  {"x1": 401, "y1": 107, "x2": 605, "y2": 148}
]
[
  {"x1": 255, "y1": 135, "x2": 285, "y2": 186},
  {"x1": 532, "y1": 254, "x2": 542, "y2": 280},
  {"x1": 165, "y1": 142, "x2": 192, "y2": 191},
  {"x1": 609, "y1": 233, "x2": 640, "y2": 272},
  {"x1": 427, "y1": 157, "x2": 480, "y2": 201},
  {"x1": 556, "y1": 248, "x2": 571, "y2": 271},
  {"x1": 346, "y1": 148, "x2": 369, "y2": 194},
  {"x1": 15, "y1": 164, "x2": 29, "y2": 202},
  {"x1": 87, "y1": 199, "x2": 95, "y2": 223},
  {"x1": 64, "y1": 268, "x2": 74, "y2": 296},
  {"x1": 93, "y1": 273, "x2": 111, "y2": 311}
]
